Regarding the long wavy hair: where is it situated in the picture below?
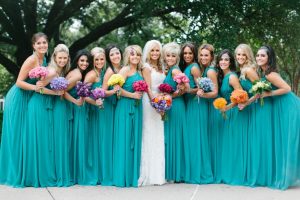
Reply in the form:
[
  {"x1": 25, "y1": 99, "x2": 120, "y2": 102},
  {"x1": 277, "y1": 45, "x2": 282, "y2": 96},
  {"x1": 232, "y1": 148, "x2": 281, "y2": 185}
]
[
  {"x1": 257, "y1": 45, "x2": 278, "y2": 76},
  {"x1": 198, "y1": 43, "x2": 215, "y2": 72},
  {"x1": 105, "y1": 44, "x2": 123, "y2": 74},
  {"x1": 123, "y1": 45, "x2": 143, "y2": 71},
  {"x1": 142, "y1": 40, "x2": 163, "y2": 71},
  {"x1": 216, "y1": 49, "x2": 236, "y2": 87},
  {"x1": 48, "y1": 44, "x2": 71, "y2": 77},
  {"x1": 179, "y1": 42, "x2": 198, "y2": 72},
  {"x1": 70, "y1": 49, "x2": 93, "y2": 81},
  {"x1": 234, "y1": 44, "x2": 257, "y2": 79}
]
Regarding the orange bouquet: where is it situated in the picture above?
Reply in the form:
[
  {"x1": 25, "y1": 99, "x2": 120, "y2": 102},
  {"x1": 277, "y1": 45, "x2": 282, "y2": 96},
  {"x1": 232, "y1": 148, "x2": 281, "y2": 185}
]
[
  {"x1": 230, "y1": 89, "x2": 249, "y2": 104},
  {"x1": 213, "y1": 97, "x2": 228, "y2": 119}
]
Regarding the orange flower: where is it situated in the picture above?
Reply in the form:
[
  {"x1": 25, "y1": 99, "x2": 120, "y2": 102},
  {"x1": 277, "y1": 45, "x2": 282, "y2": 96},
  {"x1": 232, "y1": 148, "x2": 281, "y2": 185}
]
[
  {"x1": 213, "y1": 97, "x2": 227, "y2": 109},
  {"x1": 230, "y1": 89, "x2": 249, "y2": 104}
]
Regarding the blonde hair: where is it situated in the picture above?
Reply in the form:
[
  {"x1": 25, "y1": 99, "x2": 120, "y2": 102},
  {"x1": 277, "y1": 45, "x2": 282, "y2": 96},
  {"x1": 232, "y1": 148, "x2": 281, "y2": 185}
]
[
  {"x1": 48, "y1": 44, "x2": 70, "y2": 76},
  {"x1": 123, "y1": 45, "x2": 143, "y2": 71},
  {"x1": 142, "y1": 40, "x2": 163, "y2": 70},
  {"x1": 91, "y1": 47, "x2": 106, "y2": 77},
  {"x1": 234, "y1": 44, "x2": 257, "y2": 79},
  {"x1": 91, "y1": 47, "x2": 103, "y2": 57},
  {"x1": 162, "y1": 42, "x2": 180, "y2": 66}
]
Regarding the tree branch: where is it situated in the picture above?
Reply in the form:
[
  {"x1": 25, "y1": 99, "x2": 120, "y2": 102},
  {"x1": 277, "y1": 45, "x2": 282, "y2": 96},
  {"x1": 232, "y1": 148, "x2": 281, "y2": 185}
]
[
  {"x1": 22, "y1": 0, "x2": 37, "y2": 35},
  {"x1": 0, "y1": 35, "x2": 15, "y2": 45},
  {"x1": 0, "y1": 52, "x2": 19, "y2": 77}
]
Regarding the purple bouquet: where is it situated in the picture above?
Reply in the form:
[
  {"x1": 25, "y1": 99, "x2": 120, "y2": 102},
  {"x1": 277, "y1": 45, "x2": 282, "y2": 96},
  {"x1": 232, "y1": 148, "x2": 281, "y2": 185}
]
[
  {"x1": 75, "y1": 81, "x2": 91, "y2": 97},
  {"x1": 197, "y1": 77, "x2": 214, "y2": 92},
  {"x1": 90, "y1": 88, "x2": 105, "y2": 108},
  {"x1": 50, "y1": 77, "x2": 69, "y2": 91},
  {"x1": 150, "y1": 94, "x2": 172, "y2": 121}
]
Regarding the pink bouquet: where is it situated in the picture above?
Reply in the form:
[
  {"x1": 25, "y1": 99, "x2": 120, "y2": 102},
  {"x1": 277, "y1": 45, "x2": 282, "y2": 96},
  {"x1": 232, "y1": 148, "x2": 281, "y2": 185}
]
[
  {"x1": 132, "y1": 80, "x2": 148, "y2": 106},
  {"x1": 173, "y1": 73, "x2": 189, "y2": 94},
  {"x1": 28, "y1": 66, "x2": 49, "y2": 93}
]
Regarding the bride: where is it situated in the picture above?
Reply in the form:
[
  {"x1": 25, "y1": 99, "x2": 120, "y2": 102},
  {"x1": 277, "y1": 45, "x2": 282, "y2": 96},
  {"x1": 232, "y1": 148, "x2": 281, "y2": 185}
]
[{"x1": 138, "y1": 40, "x2": 166, "y2": 186}]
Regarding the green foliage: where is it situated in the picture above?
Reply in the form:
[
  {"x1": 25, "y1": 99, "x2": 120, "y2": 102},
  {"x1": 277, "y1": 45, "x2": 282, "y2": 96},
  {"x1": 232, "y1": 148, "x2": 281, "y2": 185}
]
[{"x1": 0, "y1": 65, "x2": 15, "y2": 96}]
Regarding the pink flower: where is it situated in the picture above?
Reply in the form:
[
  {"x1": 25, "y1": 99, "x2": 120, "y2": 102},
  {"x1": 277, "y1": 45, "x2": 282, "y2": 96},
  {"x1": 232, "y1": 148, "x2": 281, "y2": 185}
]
[
  {"x1": 173, "y1": 73, "x2": 189, "y2": 84},
  {"x1": 28, "y1": 67, "x2": 49, "y2": 80},
  {"x1": 133, "y1": 80, "x2": 148, "y2": 92}
]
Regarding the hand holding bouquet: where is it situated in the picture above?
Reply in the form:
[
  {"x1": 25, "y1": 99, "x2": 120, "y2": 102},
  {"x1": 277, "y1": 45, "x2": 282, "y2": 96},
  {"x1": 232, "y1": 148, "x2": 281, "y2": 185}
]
[
  {"x1": 107, "y1": 74, "x2": 125, "y2": 99},
  {"x1": 90, "y1": 88, "x2": 106, "y2": 108},
  {"x1": 75, "y1": 81, "x2": 92, "y2": 99},
  {"x1": 151, "y1": 94, "x2": 172, "y2": 121},
  {"x1": 249, "y1": 80, "x2": 272, "y2": 106},
  {"x1": 29, "y1": 66, "x2": 49, "y2": 93},
  {"x1": 173, "y1": 73, "x2": 189, "y2": 94},
  {"x1": 213, "y1": 97, "x2": 228, "y2": 119},
  {"x1": 132, "y1": 80, "x2": 148, "y2": 106}
]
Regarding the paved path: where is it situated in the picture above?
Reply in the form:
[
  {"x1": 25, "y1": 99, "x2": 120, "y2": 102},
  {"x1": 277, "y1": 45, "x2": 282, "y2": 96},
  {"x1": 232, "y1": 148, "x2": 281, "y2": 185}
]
[{"x1": 0, "y1": 183, "x2": 299, "y2": 200}]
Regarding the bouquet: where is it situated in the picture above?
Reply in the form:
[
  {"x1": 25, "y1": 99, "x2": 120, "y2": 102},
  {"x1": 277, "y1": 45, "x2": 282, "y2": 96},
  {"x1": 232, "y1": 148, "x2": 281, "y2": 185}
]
[
  {"x1": 132, "y1": 80, "x2": 148, "y2": 106},
  {"x1": 107, "y1": 74, "x2": 125, "y2": 99},
  {"x1": 50, "y1": 77, "x2": 69, "y2": 91},
  {"x1": 158, "y1": 83, "x2": 174, "y2": 94},
  {"x1": 230, "y1": 89, "x2": 249, "y2": 104},
  {"x1": 28, "y1": 66, "x2": 49, "y2": 93},
  {"x1": 151, "y1": 94, "x2": 172, "y2": 121},
  {"x1": 249, "y1": 80, "x2": 272, "y2": 106},
  {"x1": 75, "y1": 81, "x2": 91, "y2": 98},
  {"x1": 173, "y1": 73, "x2": 189, "y2": 94},
  {"x1": 90, "y1": 88, "x2": 106, "y2": 108},
  {"x1": 213, "y1": 97, "x2": 228, "y2": 119},
  {"x1": 197, "y1": 77, "x2": 214, "y2": 92}
]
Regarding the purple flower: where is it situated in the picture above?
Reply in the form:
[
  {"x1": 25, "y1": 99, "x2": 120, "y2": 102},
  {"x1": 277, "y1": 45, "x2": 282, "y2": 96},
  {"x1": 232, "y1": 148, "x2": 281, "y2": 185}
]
[
  {"x1": 90, "y1": 88, "x2": 105, "y2": 100},
  {"x1": 75, "y1": 81, "x2": 92, "y2": 97},
  {"x1": 50, "y1": 77, "x2": 69, "y2": 90}
]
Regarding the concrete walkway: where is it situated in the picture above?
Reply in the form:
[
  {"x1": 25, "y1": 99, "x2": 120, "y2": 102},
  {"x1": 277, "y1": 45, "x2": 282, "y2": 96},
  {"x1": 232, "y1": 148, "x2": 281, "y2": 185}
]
[{"x1": 0, "y1": 183, "x2": 299, "y2": 200}]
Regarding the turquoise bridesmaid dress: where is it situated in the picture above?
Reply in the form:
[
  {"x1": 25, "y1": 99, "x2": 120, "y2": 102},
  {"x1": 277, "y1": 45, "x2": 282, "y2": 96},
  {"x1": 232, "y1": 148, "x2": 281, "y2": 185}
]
[
  {"x1": 270, "y1": 77, "x2": 300, "y2": 189},
  {"x1": 247, "y1": 76, "x2": 274, "y2": 187},
  {"x1": 52, "y1": 94, "x2": 72, "y2": 186},
  {"x1": 203, "y1": 66, "x2": 224, "y2": 183},
  {"x1": 184, "y1": 63, "x2": 213, "y2": 183},
  {"x1": 220, "y1": 72, "x2": 246, "y2": 185},
  {"x1": 0, "y1": 78, "x2": 37, "y2": 187},
  {"x1": 112, "y1": 72, "x2": 143, "y2": 187},
  {"x1": 163, "y1": 66, "x2": 188, "y2": 182},
  {"x1": 68, "y1": 87, "x2": 96, "y2": 185},
  {"x1": 22, "y1": 85, "x2": 56, "y2": 187}
]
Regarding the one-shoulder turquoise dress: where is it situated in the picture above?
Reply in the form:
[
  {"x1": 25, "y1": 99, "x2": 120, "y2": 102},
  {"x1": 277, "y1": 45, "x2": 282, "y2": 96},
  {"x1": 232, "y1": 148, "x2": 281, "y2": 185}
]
[
  {"x1": 163, "y1": 66, "x2": 188, "y2": 182},
  {"x1": 22, "y1": 85, "x2": 56, "y2": 187},
  {"x1": 184, "y1": 63, "x2": 213, "y2": 183},
  {"x1": 202, "y1": 66, "x2": 224, "y2": 183},
  {"x1": 112, "y1": 72, "x2": 143, "y2": 187},
  {"x1": 220, "y1": 72, "x2": 246, "y2": 185},
  {"x1": 270, "y1": 75, "x2": 300, "y2": 190}
]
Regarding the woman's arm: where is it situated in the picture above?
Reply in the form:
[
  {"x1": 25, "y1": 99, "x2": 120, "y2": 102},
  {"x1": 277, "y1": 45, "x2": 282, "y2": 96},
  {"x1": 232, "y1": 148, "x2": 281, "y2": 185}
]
[
  {"x1": 142, "y1": 66, "x2": 154, "y2": 99},
  {"x1": 198, "y1": 69, "x2": 218, "y2": 99},
  {"x1": 263, "y1": 72, "x2": 291, "y2": 97},
  {"x1": 102, "y1": 68, "x2": 117, "y2": 97}
]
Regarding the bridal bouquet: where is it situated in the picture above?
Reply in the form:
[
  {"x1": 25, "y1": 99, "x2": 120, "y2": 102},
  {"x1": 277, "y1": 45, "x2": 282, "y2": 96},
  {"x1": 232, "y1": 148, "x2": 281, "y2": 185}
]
[
  {"x1": 151, "y1": 94, "x2": 172, "y2": 121},
  {"x1": 132, "y1": 80, "x2": 148, "y2": 106},
  {"x1": 249, "y1": 80, "x2": 272, "y2": 106},
  {"x1": 213, "y1": 97, "x2": 228, "y2": 119},
  {"x1": 90, "y1": 88, "x2": 106, "y2": 109},
  {"x1": 28, "y1": 66, "x2": 49, "y2": 94},
  {"x1": 173, "y1": 73, "x2": 189, "y2": 94},
  {"x1": 107, "y1": 74, "x2": 125, "y2": 99}
]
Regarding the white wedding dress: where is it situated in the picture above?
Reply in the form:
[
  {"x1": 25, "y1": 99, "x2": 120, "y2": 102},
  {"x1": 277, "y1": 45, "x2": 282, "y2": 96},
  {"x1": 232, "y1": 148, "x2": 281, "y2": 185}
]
[{"x1": 138, "y1": 64, "x2": 166, "y2": 186}]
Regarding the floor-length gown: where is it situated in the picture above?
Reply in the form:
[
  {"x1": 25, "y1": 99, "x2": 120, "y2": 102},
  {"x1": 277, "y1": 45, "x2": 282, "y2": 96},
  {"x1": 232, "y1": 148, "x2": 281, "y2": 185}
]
[
  {"x1": 138, "y1": 64, "x2": 166, "y2": 186},
  {"x1": 184, "y1": 63, "x2": 213, "y2": 184},
  {"x1": 163, "y1": 66, "x2": 188, "y2": 182},
  {"x1": 113, "y1": 72, "x2": 143, "y2": 187}
]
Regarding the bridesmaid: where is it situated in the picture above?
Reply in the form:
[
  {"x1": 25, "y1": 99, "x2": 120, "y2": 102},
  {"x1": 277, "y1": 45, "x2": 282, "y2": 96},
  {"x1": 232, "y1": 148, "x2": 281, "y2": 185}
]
[
  {"x1": 84, "y1": 47, "x2": 106, "y2": 184},
  {"x1": 196, "y1": 44, "x2": 220, "y2": 183},
  {"x1": 101, "y1": 45, "x2": 123, "y2": 185},
  {"x1": 179, "y1": 43, "x2": 213, "y2": 184},
  {"x1": 138, "y1": 40, "x2": 166, "y2": 186},
  {"x1": 22, "y1": 47, "x2": 65, "y2": 187},
  {"x1": 112, "y1": 45, "x2": 144, "y2": 187},
  {"x1": 50, "y1": 44, "x2": 72, "y2": 186},
  {"x1": 216, "y1": 49, "x2": 245, "y2": 185},
  {"x1": 256, "y1": 45, "x2": 300, "y2": 189},
  {"x1": 0, "y1": 32, "x2": 48, "y2": 186},
  {"x1": 235, "y1": 44, "x2": 273, "y2": 187},
  {"x1": 162, "y1": 42, "x2": 188, "y2": 182},
  {"x1": 64, "y1": 49, "x2": 93, "y2": 185}
]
